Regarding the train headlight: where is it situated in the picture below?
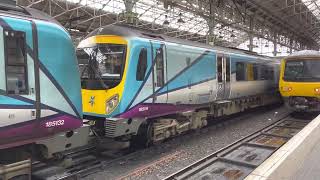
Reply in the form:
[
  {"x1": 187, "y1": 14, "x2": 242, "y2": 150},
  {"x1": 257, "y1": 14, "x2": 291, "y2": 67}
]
[
  {"x1": 315, "y1": 88, "x2": 320, "y2": 95},
  {"x1": 282, "y1": 86, "x2": 292, "y2": 92},
  {"x1": 106, "y1": 94, "x2": 119, "y2": 114}
]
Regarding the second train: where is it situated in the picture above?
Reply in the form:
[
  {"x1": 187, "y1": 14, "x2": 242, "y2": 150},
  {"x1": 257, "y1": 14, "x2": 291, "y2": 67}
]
[{"x1": 77, "y1": 25, "x2": 281, "y2": 145}]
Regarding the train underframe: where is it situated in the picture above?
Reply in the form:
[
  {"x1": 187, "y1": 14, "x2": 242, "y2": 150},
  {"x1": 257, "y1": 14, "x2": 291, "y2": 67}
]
[
  {"x1": 98, "y1": 93, "x2": 281, "y2": 146},
  {"x1": 284, "y1": 96, "x2": 320, "y2": 112}
]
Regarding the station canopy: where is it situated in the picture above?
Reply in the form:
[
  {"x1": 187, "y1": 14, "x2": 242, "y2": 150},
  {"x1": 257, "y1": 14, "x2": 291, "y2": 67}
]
[{"x1": 17, "y1": 0, "x2": 320, "y2": 55}]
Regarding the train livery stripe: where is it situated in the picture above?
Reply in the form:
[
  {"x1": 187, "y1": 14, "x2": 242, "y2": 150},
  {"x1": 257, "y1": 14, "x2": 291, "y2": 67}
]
[
  {"x1": 0, "y1": 112, "x2": 59, "y2": 129},
  {"x1": 0, "y1": 93, "x2": 80, "y2": 119},
  {"x1": 36, "y1": 20, "x2": 82, "y2": 117},
  {"x1": 158, "y1": 51, "x2": 216, "y2": 94},
  {"x1": 0, "y1": 104, "x2": 35, "y2": 109},
  {"x1": 0, "y1": 17, "x2": 81, "y2": 118},
  {"x1": 27, "y1": 45, "x2": 80, "y2": 118},
  {"x1": 156, "y1": 50, "x2": 211, "y2": 95},
  {"x1": 121, "y1": 50, "x2": 211, "y2": 115},
  {"x1": 0, "y1": 95, "x2": 33, "y2": 106},
  {"x1": 31, "y1": 20, "x2": 41, "y2": 122},
  {"x1": 123, "y1": 42, "x2": 159, "y2": 112},
  {"x1": 148, "y1": 51, "x2": 210, "y2": 99},
  {"x1": 157, "y1": 77, "x2": 215, "y2": 96},
  {"x1": 37, "y1": 54, "x2": 81, "y2": 118}
]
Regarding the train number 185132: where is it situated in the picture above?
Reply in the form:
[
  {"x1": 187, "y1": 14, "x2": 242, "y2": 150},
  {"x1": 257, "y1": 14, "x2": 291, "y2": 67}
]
[{"x1": 45, "y1": 120, "x2": 65, "y2": 128}]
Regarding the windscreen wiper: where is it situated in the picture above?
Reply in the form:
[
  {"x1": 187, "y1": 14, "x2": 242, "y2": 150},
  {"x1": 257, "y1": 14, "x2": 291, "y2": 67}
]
[{"x1": 88, "y1": 49, "x2": 109, "y2": 89}]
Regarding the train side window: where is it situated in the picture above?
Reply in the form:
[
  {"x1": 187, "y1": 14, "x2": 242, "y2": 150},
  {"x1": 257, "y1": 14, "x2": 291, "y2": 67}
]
[
  {"x1": 260, "y1": 65, "x2": 268, "y2": 80},
  {"x1": 268, "y1": 68, "x2": 274, "y2": 80},
  {"x1": 253, "y1": 64, "x2": 259, "y2": 80},
  {"x1": 4, "y1": 30, "x2": 28, "y2": 95},
  {"x1": 236, "y1": 62, "x2": 246, "y2": 81},
  {"x1": 155, "y1": 48, "x2": 164, "y2": 87},
  {"x1": 136, "y1": 48, "x2": 148, "y2": 81}
]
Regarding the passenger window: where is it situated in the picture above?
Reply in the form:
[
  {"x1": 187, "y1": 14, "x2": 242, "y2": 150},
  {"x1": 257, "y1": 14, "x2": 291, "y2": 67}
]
[
  {"x1": 268, "y1": 69, "x2": 274, "y2": 80},
  {"x1": 236, "y1": 62, "x2": 246, "y2": 81},
  {"x1": 260, "y1": 65, "x2": 268, "y2": 80},
  {"x1": 136, "y1": 48, "x2": 148, "y2": 81},
  {"x1": 253, "y1": 64, "x2": 259, "y2": 80},
  {"x1": 155, "y1": 48, "x2": 164, "y2": 87},
  {"x1": 4, "y1": 30, "x2": 28, "y2": 94}
]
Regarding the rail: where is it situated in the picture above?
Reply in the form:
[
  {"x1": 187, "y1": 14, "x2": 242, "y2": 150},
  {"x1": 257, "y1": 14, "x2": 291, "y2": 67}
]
[{"x1": 164, "y1": 113, "x2": 312, "y2": 180}]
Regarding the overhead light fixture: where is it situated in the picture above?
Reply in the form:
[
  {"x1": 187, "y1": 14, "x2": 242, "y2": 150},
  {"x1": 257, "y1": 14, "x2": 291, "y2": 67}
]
[
  {"x1": 163, "y1": 15, "x2": 170, "y2": 26},
  {"x1": 177, "y1": 13, "x2": 185, "y2": 23}
]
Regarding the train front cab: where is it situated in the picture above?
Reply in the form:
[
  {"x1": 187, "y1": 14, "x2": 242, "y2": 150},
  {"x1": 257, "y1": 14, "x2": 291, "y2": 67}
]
[
  {"x1": 279, "y1": 56, "x2": 320, "y2": 112},
  {"x1": 77, "y1": 35, "x2": 130, "y2": 135},
  {"x1": 77, "y1": 35, "x2": 159, "y2": 139}
]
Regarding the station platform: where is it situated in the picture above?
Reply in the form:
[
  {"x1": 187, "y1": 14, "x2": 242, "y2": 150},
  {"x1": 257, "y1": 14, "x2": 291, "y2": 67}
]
[{"x1": 246, "y1": 113, "x2": 320, "y2": 180}]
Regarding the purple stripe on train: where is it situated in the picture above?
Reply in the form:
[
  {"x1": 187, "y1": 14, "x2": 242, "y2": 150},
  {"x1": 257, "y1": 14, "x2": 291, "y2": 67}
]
[
  {"x1": 0, "y1": 115, "x2": 82, "y2": 149},
  {"x1": 117, "y1": 103, "x2": 201, "y2": 119}
]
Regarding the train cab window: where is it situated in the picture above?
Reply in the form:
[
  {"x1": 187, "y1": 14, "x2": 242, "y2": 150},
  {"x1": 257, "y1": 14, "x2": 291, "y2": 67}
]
[
  {"x1": 4, "y1": 30, "x2": 28, "y2": 94},
  {"x1": 136, "y1": 48, "x2": 148, "y2": 81},
  {"x1": 236, "y1": 62, "x2": 246, "y2": 81},
  {"x1": 155, "y1": 47, "x2": 164, "y2": 87}
]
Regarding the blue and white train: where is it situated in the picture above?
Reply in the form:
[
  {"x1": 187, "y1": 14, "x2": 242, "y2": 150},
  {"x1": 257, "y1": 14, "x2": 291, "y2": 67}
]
[
  {"x1": 77, "y1": 25, "x2": 281, "y2": 145},
  {"x1": 0, "y1": 3, "x2": 85, "y2": 160}
]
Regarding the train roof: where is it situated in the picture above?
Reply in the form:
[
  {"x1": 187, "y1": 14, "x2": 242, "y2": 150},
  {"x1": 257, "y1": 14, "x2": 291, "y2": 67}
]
[
  {"x1": 0, "y1": 3, "x2": 61, "y2": 25},
  {"x1": 289, "y1": 50, "x2": 320, "y2": 57},
  {"x1": 86, "y1": 24, "x2": 275, "y2": 60},
  {"x1": 285, "y1": 50, "x2": 320, "y2": 60}
]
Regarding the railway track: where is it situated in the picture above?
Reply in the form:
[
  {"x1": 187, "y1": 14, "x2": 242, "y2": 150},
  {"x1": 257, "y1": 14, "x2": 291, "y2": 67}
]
[
  {"x1": 164, "y1": 113, "x2": 316, "y2": 180},
  {"x1": 31, "y1": 145, "x2": 140, "y2": 180}
]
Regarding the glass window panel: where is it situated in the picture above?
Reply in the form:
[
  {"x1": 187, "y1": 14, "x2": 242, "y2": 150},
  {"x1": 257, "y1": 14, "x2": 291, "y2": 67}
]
[
  {"x1": 236, "y1": 62, "x2": 246, "y2": 81},
  {"x1": 6, "y1": 66, "x2": 27, "y2": 94},
  {"x1": 136, "y1": 48, "x2": 148, "y2": 81},
  {"x1": 5, "y1": 30, "x2": 28, "y2": 95},
  {"x1": 155, "y1": 47, "x2": 164, "y2": 87}
]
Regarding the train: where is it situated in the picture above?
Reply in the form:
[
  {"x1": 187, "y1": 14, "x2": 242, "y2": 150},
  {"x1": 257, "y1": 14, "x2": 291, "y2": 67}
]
[
  {"x1": 279, "y1": 50, "x2": 320, "y2": 112},
  {"x1": 77, "y1": 25, "x2": 281, "y2": 146},
  {"x1": 0, "y1": 3, "x2": 89, "y2": 162}
]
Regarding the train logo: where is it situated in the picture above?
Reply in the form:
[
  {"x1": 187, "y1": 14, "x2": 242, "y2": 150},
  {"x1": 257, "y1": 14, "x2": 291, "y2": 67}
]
[{"x1": 89, "y1": 96, "x2": 95, "y2": 107}]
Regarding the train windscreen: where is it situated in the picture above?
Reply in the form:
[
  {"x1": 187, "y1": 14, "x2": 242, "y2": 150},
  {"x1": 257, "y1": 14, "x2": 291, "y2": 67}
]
[
  {"x1": 284, "y1": 59, "x2": 320, "y2": 82},
  {"x1": 77, "y1": 44, "x2": 126, "y2": 89}
]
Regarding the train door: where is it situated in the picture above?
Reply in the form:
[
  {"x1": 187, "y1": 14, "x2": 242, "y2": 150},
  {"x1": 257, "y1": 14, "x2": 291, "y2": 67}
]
[
  {"x1": 224, "y1": 55, "x2": 231, "y2": 99},
  {"x1": 150, "y1": 41, "x2": 167, "y2": 103},
  {"x1": 216, "y1": 54, "x2": 231, "y2": 100}
]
